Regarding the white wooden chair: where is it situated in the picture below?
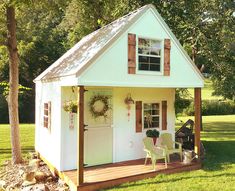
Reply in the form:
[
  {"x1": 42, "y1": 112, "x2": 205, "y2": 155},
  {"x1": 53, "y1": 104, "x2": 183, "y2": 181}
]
[
  {"x1": 143, "y1": 137, "x2": 167, "y2": 170},
  {"x1": 159, "y1": 133, "x2": 183, "y2": 162}
]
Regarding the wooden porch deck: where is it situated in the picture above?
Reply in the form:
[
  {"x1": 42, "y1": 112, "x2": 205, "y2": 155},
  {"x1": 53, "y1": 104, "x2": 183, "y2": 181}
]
[{"x1": 62, "y1": 158, "x2": 201, "y2": 191}]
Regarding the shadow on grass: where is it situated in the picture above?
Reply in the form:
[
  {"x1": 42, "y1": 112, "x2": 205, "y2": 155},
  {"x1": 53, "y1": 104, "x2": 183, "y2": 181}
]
[
  {"x1": 105, "y1": 140, "x2": 235, "y2": 190},
  {"x1": 110, "y1": 173, "x2": 235, "y2": 190},
  {"x1": 202, "y1": 140, "x2": 235, "y2": 171},
  {"x1": 105, "y1": 118, "x2": 235, "y2": 190},
  {"x1": 0, "y1": 147, "x2": 34, "y2": 154},
  {"x1": 203, "y1": 122, "x2": 235, "y2": 132}
]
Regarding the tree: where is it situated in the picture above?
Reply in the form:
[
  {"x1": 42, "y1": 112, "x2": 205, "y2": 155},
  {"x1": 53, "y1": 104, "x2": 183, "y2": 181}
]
[
  {"x1": 208, "y1": 1, "x2": 235, "y2": 100},
  {"x1": 0, "y1": 0, "x2": 234, "y2": 128},
  {"x1": 6, "y1": 4, "x2": 22, "y2": 164},
  {"x1": 0, "y1": 0, "x2": 67, "y2": 163},
  {"x1": 0, "y1": 1, "x2": 67, "y2": 123}
]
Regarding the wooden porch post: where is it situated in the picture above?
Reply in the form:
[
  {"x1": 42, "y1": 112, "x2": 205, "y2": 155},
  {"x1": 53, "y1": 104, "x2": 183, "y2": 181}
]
[
  {"x1": 194, "y1": 88, "x2": 201, "y2": 157},
  {"x1": 77, "y1": 86, "x2": 84, "y2": 185}
]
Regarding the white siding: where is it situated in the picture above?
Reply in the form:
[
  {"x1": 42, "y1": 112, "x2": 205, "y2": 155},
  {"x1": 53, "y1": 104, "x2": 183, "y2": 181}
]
[
  {"x1": 60, "y1": 87, "x2": 78, "y2": 170},
  {"x1": 59, "y1": 87, "x2": 175, "y2": 170},
  {"x1": 77, "y1": 9, "x2": 203, "y2": 88},
  {"x1": 112, "y1": 87, "x2": 175, "y2": 162},
  {"x1": 35, "y1": 8, "x2": 203, "y2": 171},
  {"x1": 35, "y1": 81, "x2": 62, "y2": 170}
]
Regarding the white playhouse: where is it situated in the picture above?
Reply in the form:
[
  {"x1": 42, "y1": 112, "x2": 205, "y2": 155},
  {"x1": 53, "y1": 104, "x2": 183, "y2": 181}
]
[{"x1": 34, "y1": 4, "x2": 204, "y2": 190}]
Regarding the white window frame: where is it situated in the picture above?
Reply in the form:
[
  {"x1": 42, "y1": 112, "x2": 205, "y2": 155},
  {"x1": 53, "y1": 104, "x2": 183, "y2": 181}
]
[
  {"x1": 42, "y1": 101, "x2": 51, "y2": 131},
  {"x1": 142, "y1": 101, "x2": 161, "y2": 131},
  {"x1": 136, "y1": 35, "x2": 164, "y2": 75}
]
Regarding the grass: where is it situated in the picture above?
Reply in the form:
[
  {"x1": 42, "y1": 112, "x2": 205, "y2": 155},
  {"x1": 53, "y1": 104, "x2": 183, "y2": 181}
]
[
  {"x1": 188, "y1": 79, "x2": 223, "y2": 100},
  {"x1": 1, "y1": 115, "x2": 234, "y2": 191},
  {"x1": 0, "y1": 124, "x2": 35, "y2": 166},
  {"x1": 106, "y1": 115, "x2": 235, "y2": 191}
]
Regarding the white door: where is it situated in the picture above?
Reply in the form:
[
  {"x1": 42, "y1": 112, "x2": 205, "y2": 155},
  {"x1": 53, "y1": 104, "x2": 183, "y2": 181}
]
[{"x1": 84, "y1": 89, "x2": 113, "y2": 166}]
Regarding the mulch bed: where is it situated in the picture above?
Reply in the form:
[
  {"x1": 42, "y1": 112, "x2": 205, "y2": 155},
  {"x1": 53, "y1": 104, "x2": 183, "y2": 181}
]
[{"x1": 0, "y1": 153, "x2": 69, "y2": 191}]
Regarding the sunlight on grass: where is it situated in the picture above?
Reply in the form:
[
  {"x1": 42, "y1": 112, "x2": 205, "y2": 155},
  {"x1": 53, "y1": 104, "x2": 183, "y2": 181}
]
[
  {"x1": 106, "y1": 115, "x2": 235, "y2": 191},
  {"x1": 1, "y1": 115, "x2": 235, "y2": 191},
  {"x1": 177, "y1": 115, "x2": 235, "y2": 141},
  {"x1": 188, "y1": 79, "x2": 223, "y2": 100},
  {"x1": 0, "y1": 124, "x2": 35, "y2": 166}
]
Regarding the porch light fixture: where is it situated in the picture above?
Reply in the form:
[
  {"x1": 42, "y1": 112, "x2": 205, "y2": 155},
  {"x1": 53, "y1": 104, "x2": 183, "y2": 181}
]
[{"x1": 124, "y1": 93, "x2": 135, "y2": 121}]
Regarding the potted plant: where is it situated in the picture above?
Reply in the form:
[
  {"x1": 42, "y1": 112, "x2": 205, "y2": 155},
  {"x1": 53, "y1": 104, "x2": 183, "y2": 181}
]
[
  {"x1": 146, "y1": 129, "x2": 160, "y2": 145},
  {"x1": 63, "y1": 100, "x2": 78, "y2": 113}
]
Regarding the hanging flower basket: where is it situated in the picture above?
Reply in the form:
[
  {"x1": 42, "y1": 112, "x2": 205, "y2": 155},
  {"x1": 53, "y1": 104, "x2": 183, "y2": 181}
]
[{"x1": 63, "y1": 100, "x2": 78, "y2": 113}]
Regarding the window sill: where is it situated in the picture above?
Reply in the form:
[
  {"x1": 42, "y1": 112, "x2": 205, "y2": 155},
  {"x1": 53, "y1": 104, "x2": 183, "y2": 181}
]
[
  {"x1": 143, "y1": 127, "x2": 160, "y2": 131},
  {"x1": 136, "y1": 70, "x2": 163, "y2": 76}
]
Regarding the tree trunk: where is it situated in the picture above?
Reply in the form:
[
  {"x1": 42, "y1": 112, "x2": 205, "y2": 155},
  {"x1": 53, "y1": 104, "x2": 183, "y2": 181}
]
[
  {"x1": 6, "y1": 5, "x2": 22, "y2": 164},
  {"x1": 192, "y1": 46, "x2": 196, "y2": 63},
  {"x1": 191, "y1": 28, "x2": 197, "y2": 63}
]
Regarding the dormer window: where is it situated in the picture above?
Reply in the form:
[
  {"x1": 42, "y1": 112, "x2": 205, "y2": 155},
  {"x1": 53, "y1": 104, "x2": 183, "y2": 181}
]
[{"x1": 138, "y1": 38, "x2": 162, "y2": 72}]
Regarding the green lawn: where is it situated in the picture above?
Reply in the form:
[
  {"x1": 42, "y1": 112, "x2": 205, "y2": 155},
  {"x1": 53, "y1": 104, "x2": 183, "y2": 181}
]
[
  {"x1": 0, "y1": 124, "x2": 35, "y2": 166},
  {"x1": 1, "y1": 115, "x2": 235, "y2": 191},
  {"x1": 188, "y1": 79, "x2": 223, "y2": 100},
  {"x1": 106, "y1": 115, "x2": 235, "y2": 191}
]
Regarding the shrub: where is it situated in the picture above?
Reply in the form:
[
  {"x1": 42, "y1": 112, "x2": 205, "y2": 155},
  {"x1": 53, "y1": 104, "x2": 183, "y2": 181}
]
[
  {"x1": 175, "y1": 89, "x2": 191, "y2": 115},
  {"x1": 0, "y1": 95, "x2": 9, "y2": 123},
  {"x1": 184, "y1": 100, "x2": 235, "y2": 116}
]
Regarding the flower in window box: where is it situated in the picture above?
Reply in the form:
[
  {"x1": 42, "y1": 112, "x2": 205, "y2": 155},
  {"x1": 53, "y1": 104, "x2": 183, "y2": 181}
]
[{"x1": 146, "y1": 129, "x2": 160, "y2": 145}]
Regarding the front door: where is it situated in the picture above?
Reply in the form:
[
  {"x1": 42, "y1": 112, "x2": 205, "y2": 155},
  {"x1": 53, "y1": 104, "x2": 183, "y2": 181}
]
[{"x1": 84, "y1": 89, "x2": 113, "y2": 166}]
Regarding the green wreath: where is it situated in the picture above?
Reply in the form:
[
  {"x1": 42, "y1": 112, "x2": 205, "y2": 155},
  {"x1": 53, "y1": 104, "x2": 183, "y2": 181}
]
[{"x1": 89, "y1": 94, "x2": 111, "y2": 118}]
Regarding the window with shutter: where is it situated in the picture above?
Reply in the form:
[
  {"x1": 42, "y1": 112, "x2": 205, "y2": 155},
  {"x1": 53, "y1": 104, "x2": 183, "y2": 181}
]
[{"x1": 136, "y1": 101, "x2": 166, "y2": 131}]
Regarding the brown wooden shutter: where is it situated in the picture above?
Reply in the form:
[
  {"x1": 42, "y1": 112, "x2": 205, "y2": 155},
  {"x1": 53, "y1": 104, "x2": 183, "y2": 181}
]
[
  {"x1": 135, "y1": 101, "x2": 142, "y2": 133},
  {"x1": 128, "y1": 33, "x2": 136, "y2": 74},
  {"x1": 164, "y1": 39, "x2": 171, "y2": 76},
  {"x1": 162, "y1": 101, "x2": 167, "y2": 130}
]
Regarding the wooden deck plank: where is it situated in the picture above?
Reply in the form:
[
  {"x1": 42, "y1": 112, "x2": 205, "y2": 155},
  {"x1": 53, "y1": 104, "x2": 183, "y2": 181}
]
[{"x1": 62, "y1": 158, "x2": 202, "y2": 191}]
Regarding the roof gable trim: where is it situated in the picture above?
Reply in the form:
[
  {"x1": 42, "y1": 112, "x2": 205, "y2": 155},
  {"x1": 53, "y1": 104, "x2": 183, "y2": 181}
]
[
  {"x1": 149, "y1": 6, "x2": 204, "y2": 81},
  {"x1": 34, "y1": 4, "x2": 204, "y2": 83}
]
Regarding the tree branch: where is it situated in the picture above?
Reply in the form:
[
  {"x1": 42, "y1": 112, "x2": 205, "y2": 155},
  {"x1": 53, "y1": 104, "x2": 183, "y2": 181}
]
[{"x1": 0, "y1": 40, "x2": 7, "y2": 46}]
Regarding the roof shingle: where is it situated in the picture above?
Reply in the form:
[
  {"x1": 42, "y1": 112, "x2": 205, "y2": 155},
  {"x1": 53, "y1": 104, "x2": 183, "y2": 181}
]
[{"x1": 35, "y1": 5, "x2": 149, "y2": 81}]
